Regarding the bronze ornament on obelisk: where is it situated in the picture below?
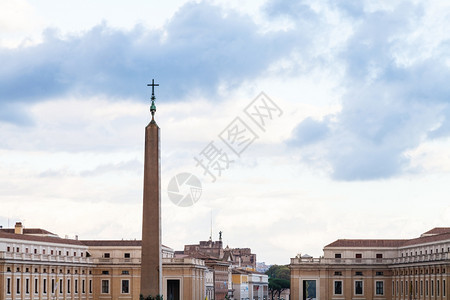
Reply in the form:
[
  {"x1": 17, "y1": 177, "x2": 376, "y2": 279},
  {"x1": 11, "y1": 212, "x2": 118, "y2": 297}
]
[{"x1": 140, "y1": 79, "x2": 162, "y2": 298}]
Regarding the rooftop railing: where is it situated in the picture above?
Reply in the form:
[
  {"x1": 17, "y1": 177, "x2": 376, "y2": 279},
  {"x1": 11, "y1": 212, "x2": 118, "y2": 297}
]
[
  {"x1": 392, "y1": 252, "x2": 449, "y2": 264},
  {"x1": 291, "y1": 252, "x2": 450, "y2": 265},
  {"x1": 162, "y1": 257, "x2": 206, "y2": 266},
  {"x1": 0, "y1": 251, "x2": 91, "y2": 264},
  {"x1": 92, "y1": 257, "x2": 141, "y2": 264},
  {"x1": 290, "y1": 257, "x2": 395, "y2": 265}
]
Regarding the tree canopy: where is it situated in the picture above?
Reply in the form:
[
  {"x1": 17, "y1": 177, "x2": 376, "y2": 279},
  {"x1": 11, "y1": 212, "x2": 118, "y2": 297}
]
[{"x1": 265, "y1": 265, "x2": 290, "y2": 299}]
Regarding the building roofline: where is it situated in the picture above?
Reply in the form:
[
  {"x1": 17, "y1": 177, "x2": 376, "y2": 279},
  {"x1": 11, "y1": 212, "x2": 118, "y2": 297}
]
[
  {"x1": 323, "y1": 229, "x2": 450, "y2": 249},
  {"x1": 0, "y1": 231, "x2": 85, "y2": 246}
]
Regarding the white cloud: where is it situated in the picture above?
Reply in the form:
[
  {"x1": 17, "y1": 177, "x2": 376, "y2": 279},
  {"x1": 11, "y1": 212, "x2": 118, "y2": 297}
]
[
  {"x1": 0, "y1": 0, "x2": 44, "y2": 47},
  {"x1": 1, "y1": 0, "x2": 450, "y2": 265}
]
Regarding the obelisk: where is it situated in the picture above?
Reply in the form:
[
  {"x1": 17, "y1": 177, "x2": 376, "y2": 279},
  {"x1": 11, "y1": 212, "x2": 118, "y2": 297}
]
[{"x1": 140, "y1": 79, "x2": 162, "y2": 298}]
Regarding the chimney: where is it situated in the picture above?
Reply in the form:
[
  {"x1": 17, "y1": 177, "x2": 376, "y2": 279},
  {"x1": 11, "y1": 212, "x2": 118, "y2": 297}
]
[{"x1": 14, "y1": 222, "x2": 23, "y2": 234}]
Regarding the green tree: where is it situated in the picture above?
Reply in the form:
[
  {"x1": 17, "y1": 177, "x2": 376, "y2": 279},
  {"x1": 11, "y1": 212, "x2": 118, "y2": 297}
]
[{"x1": 266, "y1": 265, "x2": 290, "y2": 299}]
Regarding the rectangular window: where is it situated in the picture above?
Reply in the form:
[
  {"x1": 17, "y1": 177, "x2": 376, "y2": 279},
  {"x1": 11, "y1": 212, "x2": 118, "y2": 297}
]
[
  {"x1": 432, "y1": 280, "x2": 434, "y2": 296},
  {"x1": 376, "y1": 253, "x2": 383, "y2": 258},
  {"x1": 34, "y1": 278, "x2": 38, "y2": 294},
  {"x1": 102, "y1": 270, "x2": 109, "y2": 275},
  {"x1": 51, "y1": 279, "x2": 55, "y2": 293},
  {"x1": 406, "y1": 280, "x2": 408, "y2": 295},
  {"x1": 415, "y1": 280, "x2": 418, "y2": 295},
  {"x1": 17, "y1": 278, "x2": 21, "y2": 294},
  {"x1": 82, "y1": 279, "x2": 85, "y2": 293},
  {"x1": 334, "y1": 281, "x2": 342, "y2": 295},
  {"x1": 101, "y1": 280, "x2": 109, "y2": 294},
  {"x1": 334, "y1": 271, "x2": 342, "y2": 276},
  {"x1": 59, "y1": 279, "x2": 63, "y2": 293},
  {"x1": 124, "y1": 253, "x2": 131, "y2": 258},
  {"x1": 401, "y1": 280, "x2": 404, "y2": 295},
  {"x1": 43, "y1": 278, "x2": 47, "y2": 294},
  {"x1": 303, "y1": 280, "x2": 316, "y2": 299},
  {"x1": 122, "y1": 280, "x2": 130, "y2": 293},
  {"x1": 335, "y1": 253, "x2": 341, "y2": 258},
  {"x1": 26, "y1": 278, "x2": 30, "y2": 294},
  {"x1": 122, "y1": 270, "x2": 130, "y2": 275},
  {"x1": 67, "y1": 279, "x2": 71, "y2": 294},
  {"x1": 444, "y1": 280, "x2": 446, "y2": 296},
  {"x1": 355, "y1": 271, "x2": 363, "y2": 276},
  {"x1": 104, "y1": 253, "x2": 110, "y2": 258},
  {"x1": 376, "y1": 281, "x2": 384, "y2": 295},
  {"x1": 426, "y1": 280, "x2": 429, "y2": 296},
  {"x1": 89, "y1": 280, "x2": 92, "y2": 293},
  {"x1": 75, "y1": 279, "x2": 78, "y2": 294},
  {"x1": 7, "y1": 278, "x2": 11, "y2": 294},
  {"x1": 421, "y1": 280, "x2": 423, "y2": 295},
  {"x1": 396, "y1": 281, "x2": 399, "y2": 295},
  {"x1": 7, "y1": 246, "x2": 10, "y2": 252},
  {"x1": 437, "y1": 280, "x2": 440, "y2": 296},
  {"x1": 375, "y1": 271, "x2": 383, "y2": 276},
  {"x1": 355, "y1": 280, "x2": 363, "y2": 295}
]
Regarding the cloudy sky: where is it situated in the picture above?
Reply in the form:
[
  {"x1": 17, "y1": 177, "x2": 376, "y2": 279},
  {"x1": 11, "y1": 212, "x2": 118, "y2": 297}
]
[{"x1": 1, "y1": 0, "x2": 450, "y2": 264}]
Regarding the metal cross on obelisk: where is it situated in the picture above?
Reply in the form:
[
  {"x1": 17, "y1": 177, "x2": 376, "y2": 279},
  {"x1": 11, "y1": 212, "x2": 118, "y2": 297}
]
[{"x1": 147, "y1": 79, "x2": 159, "y2": 121}]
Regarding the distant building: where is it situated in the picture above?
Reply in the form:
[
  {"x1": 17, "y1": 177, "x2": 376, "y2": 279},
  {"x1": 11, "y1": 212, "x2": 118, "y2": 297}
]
[
  {"x1": 183, "y1": 236, "x2": 257, "y2": 269},
  {"x1": 177, "y1": 248, "x2": 233, "y2": 299},
  {"x1": 256, "y1": 261, "x2": 271, "y2": 273},
  {"x1": 231, "y1": 248, "x2": 257, "y2": 269},
  {"x1": 290, "y1": 227, "x2": 450, "y2": 300},
  {"x1": 232, "y1": 268, "x2": 269, "y2": 300},
  {"x1": 180, "y1": 235, "x2": 264, "y2": 299},
  {"x1": 184, "y1": 239, "x2": 225, "y2": 260}
]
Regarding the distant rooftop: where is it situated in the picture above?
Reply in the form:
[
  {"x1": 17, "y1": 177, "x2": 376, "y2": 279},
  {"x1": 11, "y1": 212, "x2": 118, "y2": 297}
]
[
  {"x1": 81, "y1": 240, "x2": 172, "y2": 250},
  {"x1": 421, "y1": 227, "x2": 450, "y2": 236},
  {"x1": 325, "y1": 227, "x2": 450, "y2": 249},
  {"x1": 0, "y1": 231, "x2": 85, "y2": 246},
  {"x1": 0, "y1": 222, "x2": 173, "y2": 249},
  {"x1": 0, "y1": 227, "x2": 58, "y2": 237},
  {"x1": 325, "y1": 239, "x2": 406, "y2": 248}
]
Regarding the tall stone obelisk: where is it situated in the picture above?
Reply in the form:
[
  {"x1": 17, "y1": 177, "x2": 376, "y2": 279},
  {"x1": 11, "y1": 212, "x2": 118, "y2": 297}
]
[{"x1": 140, "y1": 79, "x2": 162, "y2": 298}]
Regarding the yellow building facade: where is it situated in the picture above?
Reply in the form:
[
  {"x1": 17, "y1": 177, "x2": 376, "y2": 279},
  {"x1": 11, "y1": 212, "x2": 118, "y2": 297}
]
[
  {"x1": 290, "y1": 227, "x2": 450, "y2": 300},
  {"x1": 0, "y1": 223, "x2": 206, "y2": 300}
]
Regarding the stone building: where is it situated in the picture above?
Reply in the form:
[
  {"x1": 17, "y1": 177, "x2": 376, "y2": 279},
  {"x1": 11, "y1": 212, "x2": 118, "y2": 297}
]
[
  {"x1": 290, "y1": 227, "x2": 450, "y2": 300},
  {"x1": 183, "y1": 237, "x2": 257, "y2": 269},
  {"x1": 180, "y1": 236, "x2": 263, "y2": 299},
  {"x1": 0, "y1": 222, "x2": 207, "y2": 300},
  {"x1": 0, "y1": 224, "x2": 93, "y2": 300}
]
